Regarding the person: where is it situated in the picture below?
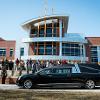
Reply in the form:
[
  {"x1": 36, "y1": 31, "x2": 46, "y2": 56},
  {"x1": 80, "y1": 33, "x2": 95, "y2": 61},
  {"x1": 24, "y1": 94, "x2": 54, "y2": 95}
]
[
  {"x1": 26, "y1": 59, "x2": 30, "y2": 74},
  {"x1": 9, "y1": 60, "x2": 14, "y2": 70},
  {"x1": 1, "y1": 66, "x2": 7, "y2": 84},
  {"x1": 32, "y1": 62, "x2": 36, "y2": 73},
  {"x1": 9, "y1": 60, "x2": 14, "y2": 76},
  {"x1": 15, "y1": 58, "x2": 19, "y2": 70},
  {"x1": 19, "y1": 60, "x2": 25, "y2": 76},
  {"x1": 1, "y1": 58, "x2": 5, "y2": 67},
  {"x1": 5, "y1": 59, "x2": 9, "y2": 70},
  {"x1": 46, "y1": 61, "x2": 49, "y2": 67},
  {"x1": 29, "y1": 58, "x2": 32, "y2": 70}
]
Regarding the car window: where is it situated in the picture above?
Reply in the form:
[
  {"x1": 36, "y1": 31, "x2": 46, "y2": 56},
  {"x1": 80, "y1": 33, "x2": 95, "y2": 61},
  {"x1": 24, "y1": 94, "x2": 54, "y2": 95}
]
[
  {"x1": 63, "y1": 68, "x2": 71, "y2": 74},
  {"x1": 53, "y1": 68, "x2": 71, "y2": 74},
  {"x1": 39, "y1": 69, "x2": 52, "y2": 75}
]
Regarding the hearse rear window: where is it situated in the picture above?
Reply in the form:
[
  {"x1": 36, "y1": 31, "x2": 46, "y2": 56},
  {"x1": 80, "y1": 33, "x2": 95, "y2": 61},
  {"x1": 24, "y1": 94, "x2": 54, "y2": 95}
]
[{"x1": 53, "y1": 68, "x2": 71, "y2": 74}]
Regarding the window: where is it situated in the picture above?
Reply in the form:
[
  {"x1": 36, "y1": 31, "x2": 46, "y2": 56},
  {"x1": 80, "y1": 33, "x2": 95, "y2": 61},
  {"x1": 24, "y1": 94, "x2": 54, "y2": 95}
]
[
  {"x1": 10, "y1": 49, "x2": 13, "y2": 57},
  {"x1": 38, "y1": 43, "x2": 44, "y2": 55},
  {"x1": 39, "y1": 69, "x2": 52, "y2": 75},
  {"x1": 20, "y1": 48, "x2": 24, "y2": 56},
  {"x1": 39, "y1": 28, "x2": 44, "y2": 37},
  {"x1": 53, "y1": 68, "x2": 71, "y2": 74},
  {"x1": 54, "y1": 22, "x2": 59, "y2": 27},
  {"x1": 45, "y1": 43, "x2": 52, "y2": 55},
  {"x1": 62, "y1": 43, "x2": 81, "y2": 56},
  {"x1": 90, "y1": 46, "x2": 98, "y2": 63},
  {"x1": 0, "y1": 48, "x2": 6, "y2": 56},
  {"x1": 46, "y1": 23, "x2": 52, "y2": 27},
  {"x1": 30, "y1": 28, "x2": 38, "y2": 37},
  {"x1": 46, "y1": 28, "x2": 52, "y2": 37}
]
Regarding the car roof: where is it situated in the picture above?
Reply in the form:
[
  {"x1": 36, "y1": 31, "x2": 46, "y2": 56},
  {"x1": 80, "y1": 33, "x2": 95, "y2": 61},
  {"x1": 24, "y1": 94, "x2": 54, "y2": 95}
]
[{"x1": 44, "y1": 64, "x2": 74, "y2": 70}]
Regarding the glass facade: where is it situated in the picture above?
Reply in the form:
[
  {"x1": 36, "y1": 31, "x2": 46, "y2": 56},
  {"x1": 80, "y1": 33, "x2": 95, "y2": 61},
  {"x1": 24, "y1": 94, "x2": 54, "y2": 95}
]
[
  {"x1": 38, "y1": 43, "x2": 44, "y2": 55},
  {"x1": 0, "y1": 48, "x2": 6, "y2": 56},
  {"x1": 30, "y1": 19, "x2": 59, "y2": 38},
  {"x1": 62, "y1": 43, "x2": 83, "y2": 56},
  {"x1": 46, "y1": 28, "x2": 52, "y2": 37},
  {"x1": 33, "y1": 42, "x2": 58, "y2": 55},
  {"x1": 90, "y1": 46, "x2": 98, "y2": 63},
  {"x1": 30, "y1": 28, "x2": 38, "y2": 37}
]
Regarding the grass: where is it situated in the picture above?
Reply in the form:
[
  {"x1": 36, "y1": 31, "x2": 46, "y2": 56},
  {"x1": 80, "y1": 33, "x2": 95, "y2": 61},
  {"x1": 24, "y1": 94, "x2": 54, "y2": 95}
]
[{"x1": 0, "y1": 89, "x2": 100, "y2": 100}]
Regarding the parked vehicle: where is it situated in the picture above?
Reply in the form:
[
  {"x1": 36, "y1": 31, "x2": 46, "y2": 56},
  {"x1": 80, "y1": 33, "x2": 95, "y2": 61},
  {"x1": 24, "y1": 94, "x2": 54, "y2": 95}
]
[{"x1": 16, "y1": 64, "x2": 100, "y2": 89}]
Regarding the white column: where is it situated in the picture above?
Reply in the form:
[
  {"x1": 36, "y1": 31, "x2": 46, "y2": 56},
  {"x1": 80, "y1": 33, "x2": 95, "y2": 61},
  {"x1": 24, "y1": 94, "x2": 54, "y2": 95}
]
[
  {"x1": 83, "y1": 44, "x2": 86, "y2": 63},
  {"x1": 59, "y1": 19, "x2": 62, "y2": 57},
  {"x1": 80, "y1": 44, "x2": 83, "y2": 63},
  {"x1": 97, "y1": 46, "x2": 100, "y2": 64}
]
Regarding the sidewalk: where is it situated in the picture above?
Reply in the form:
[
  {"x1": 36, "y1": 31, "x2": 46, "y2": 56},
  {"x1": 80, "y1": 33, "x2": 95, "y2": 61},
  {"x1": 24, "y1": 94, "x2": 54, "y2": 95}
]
[
  {"x1": 0, "y1": 70, "x2": 31, "y2": 84},
  {"x1": 0, "y1": 84, "x2": 19, "y2": 90}
]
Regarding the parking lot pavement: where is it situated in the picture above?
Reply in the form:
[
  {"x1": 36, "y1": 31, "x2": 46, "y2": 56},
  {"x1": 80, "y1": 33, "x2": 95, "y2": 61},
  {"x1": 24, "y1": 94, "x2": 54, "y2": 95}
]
[
  {"x1": 0, "y1": 84, "x2": 100, "y2": 92},
  {"x1": 0, "y1": 84, "x2": 19, "y2": 90}
]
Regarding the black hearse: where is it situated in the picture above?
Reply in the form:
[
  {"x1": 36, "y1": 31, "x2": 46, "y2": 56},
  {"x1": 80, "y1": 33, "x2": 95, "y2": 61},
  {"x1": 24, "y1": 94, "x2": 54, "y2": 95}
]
[{"x1": 16, "y1": 64, "x2": 100, "y2": 89}]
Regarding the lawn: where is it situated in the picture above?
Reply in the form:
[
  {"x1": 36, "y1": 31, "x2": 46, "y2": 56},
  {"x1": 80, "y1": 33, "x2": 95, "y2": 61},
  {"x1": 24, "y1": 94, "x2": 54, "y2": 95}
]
[{"x1": 0, "y1": 89, "x2": 100, "y2": 100}]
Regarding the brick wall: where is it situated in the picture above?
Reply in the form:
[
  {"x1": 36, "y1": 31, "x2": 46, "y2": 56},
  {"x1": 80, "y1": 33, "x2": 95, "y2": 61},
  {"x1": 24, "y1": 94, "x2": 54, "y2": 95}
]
[{"x1": 0, "y1": 40, "x2": 16, "y2": 61}]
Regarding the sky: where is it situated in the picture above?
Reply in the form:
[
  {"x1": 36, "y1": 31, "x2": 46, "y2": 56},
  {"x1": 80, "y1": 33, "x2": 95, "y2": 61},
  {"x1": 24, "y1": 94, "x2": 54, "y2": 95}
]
[{"x1": 0, "y1": 0, "x2": 100, "y2": 41}]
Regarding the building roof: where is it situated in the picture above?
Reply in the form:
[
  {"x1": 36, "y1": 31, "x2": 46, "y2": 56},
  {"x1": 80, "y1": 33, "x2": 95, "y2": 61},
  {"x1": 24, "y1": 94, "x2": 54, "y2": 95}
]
[
  {"x1": 0, "y1": 37, "x2": 5, "y2": 41},
  {"x1": 86, "y1": 37, "x2": 100, "y2": 45},
  {"x1": 22, "y1": 15, "x2": 69, "y2": 30}
]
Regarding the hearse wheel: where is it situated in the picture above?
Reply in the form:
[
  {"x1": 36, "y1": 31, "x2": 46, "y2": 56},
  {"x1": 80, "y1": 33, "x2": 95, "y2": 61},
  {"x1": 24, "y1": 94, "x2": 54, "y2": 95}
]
[
  {"x1": 85, "y1": 80, "x2": 95, "y2": 89},
  {"x1": 23, "y1": 79, "x2": 33, "y2": 89}
]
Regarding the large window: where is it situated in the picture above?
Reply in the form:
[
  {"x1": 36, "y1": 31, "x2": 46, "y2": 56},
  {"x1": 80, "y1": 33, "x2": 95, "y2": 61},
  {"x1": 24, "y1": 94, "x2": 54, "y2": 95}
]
[
  {"x1": 45, "y1": 43, "x2": 52, "y2": 55},
  {"x1": 62, "y1": 43, "x2": 82, "y2": 56},
  {"x1": 53, "y1": 27, "x2": 57, "y2": 37},
  {"x1": 38, "y1": 43, "x2": 44, "y2": 55},
  {"x1": 33, "y1": 42, "x2": 58, "y2": 55},
  {"x1": 30, "y1": 19, "x2": 60, "y2": 38},
  {"x1": 0, "y1": 48, "x2": 6, "y2": 56},
  {"x1": 46, "y1": 28, "x2": 52, "y2": 37},
  {"x1": 39, "y1": 28, "x2": 44, "y2": 37},
  {"x1": 10, "y1": 49, "x2": 14, "y2": 57},
  {"x1": 90, "y1": 46, "x2": 98, "y2": 63},
  {"x1": 30, "y1": 28, "x2": 38, "y2": 37}
]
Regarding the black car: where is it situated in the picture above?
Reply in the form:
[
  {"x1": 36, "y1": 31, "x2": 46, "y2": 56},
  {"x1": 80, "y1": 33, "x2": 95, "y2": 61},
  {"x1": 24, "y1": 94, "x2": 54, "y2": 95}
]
[{"x1": 16, "y1": 64, "x2": 100, "y2": 89}]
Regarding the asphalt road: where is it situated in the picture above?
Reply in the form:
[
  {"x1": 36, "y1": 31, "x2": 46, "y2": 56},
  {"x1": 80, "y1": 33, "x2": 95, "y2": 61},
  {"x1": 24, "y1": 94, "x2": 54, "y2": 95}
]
[{"x1": 1, "y1": 84, "x2": 100, "y2": 92}]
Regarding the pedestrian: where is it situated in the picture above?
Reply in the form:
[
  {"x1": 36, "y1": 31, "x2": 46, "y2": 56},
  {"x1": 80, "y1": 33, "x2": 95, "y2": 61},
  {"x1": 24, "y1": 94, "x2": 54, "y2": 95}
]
[
  {"x1": 46, "y1": 61, "x2": 49, "y2": 67},
  {"x1": 26, "y1": 59, "x2": 30, "y2": 74},
  {"x1": 1, "y1": 66, "x2": 7, "y2": 84},
  {"x1": 32, "y1": 63, "x2": 36, "y2": 73},
  {"x1": 15, "y1": 58, "x2": 20, "y2": 71},
  {"x1": 5, "y1": 58, "x2": 9, "y2": 70},
  {"x1": 29, "y1": 58, "x2": 32, "y2": 70},
  {"x1": 19, "y1": 60, "x2": 25, "y2": 76},
  {"x1": 1, "y1": 58, "x2": 5, "y2": 67},
  {"x1": 9, "y1": 60, "x2": 14, "y2": 76}
]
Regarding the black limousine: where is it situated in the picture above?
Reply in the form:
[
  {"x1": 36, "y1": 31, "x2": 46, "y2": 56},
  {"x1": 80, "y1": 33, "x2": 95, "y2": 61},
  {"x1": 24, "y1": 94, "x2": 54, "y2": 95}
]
[{"x1": 16, "y1": 64, "x2": 100, "y2": 89}]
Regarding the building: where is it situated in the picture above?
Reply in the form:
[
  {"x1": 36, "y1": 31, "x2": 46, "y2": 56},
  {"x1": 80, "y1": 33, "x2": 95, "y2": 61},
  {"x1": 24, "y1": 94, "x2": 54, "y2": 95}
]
[
  {"x1": 0, "y1": 37, "x2": 16, "y2": 61},
  {"x1": 86, "y1": 37, "x2": 100, "y2": 64},
  {"x1": 21, "y1": 15, "x2": 88, "y2": 63}
]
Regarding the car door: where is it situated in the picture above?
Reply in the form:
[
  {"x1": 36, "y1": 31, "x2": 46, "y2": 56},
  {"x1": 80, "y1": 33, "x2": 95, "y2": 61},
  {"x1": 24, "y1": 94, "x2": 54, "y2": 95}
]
[
  {"x1": 37, "y1": 68, "x2": 53, "y2": 84},
  {"x1": 51, "y1": 68, "x2": 72, "y2": 83}
]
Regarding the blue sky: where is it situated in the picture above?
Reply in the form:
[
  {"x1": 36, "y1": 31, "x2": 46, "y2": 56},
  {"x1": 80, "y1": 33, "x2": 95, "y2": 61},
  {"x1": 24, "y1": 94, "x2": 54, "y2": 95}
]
[{"x1": 0, "y1": 0, "x2": 100, "y2": 42}]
